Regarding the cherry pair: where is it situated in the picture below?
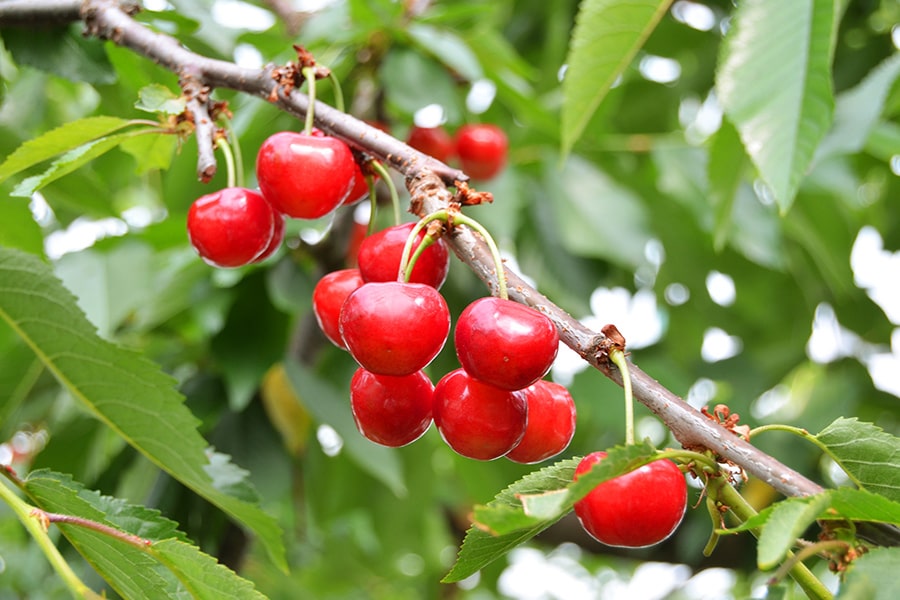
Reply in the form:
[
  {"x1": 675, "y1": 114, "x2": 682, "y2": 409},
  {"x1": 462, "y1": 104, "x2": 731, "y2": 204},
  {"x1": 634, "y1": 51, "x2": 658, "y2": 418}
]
[{"x1": 406, "y1": 123, "x2": 508, "y2": 180}]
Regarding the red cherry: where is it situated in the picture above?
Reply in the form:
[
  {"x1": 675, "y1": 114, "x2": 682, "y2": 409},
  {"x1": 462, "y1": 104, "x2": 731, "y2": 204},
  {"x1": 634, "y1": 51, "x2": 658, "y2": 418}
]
[
  {"x1": 506, "y1": 380, "x2": 576, "y2": 464},
  {"x1": 339, "y1": 281, "x2": 450, "y2": 376},
  {"x1": 432, "y1": 368, "x2": 527, "y2": 460},
  {"x1": 312, "y1": 269, "x2": 364, "y2": 349},
  {"x1": 256, "y1": 131, "x2": 356, "y2": 219},
  {"x1": 252, "y1": 211, "x2": 285, "y2": 263},
  {"x1": 406, "y1": 126, "x2": 455, "y2": 163},
  {"x1": 357, "y1": 222, "x2": 450, "y2": 289},
  {"x1": 455, "y1": 124, "x2": 508, "y2": 180},
  {"x1": 187, "y1": 187, "x2": 277, "y2": 268},
  {"x1": 573, "y1": 452, "x2": 687, "y2": 548},
  {"x1": 344, "y1": 163, "x2": 371, "y2": 206},
  {"x1": 455, "y1": 297, "x2": 559, "y2": 390},
  {"x1": 350, "y1": 368, "x2": 434, "y2": 447}
]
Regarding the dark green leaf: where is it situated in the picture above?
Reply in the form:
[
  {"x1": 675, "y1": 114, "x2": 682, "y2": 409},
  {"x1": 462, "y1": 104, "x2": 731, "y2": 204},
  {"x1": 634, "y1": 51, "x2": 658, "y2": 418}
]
[
  {"x1": 816, "y1": 418, "x2": 900, "y2": 502},
  {"x1": 561, "y1": 0, "x2": 673, "y2": 154},
  {"x1": 0, "y1": 248, "x2": 286, "y2": 570},
  {"x1": 716, "y1": 0, "x2": 836, "y2": 212},
  {"x1": 0, "y1": 25, "x2": 115, "y2": 84},
  {"x1": 0, "y1": 116, "x2": 132, "y2": 184}
]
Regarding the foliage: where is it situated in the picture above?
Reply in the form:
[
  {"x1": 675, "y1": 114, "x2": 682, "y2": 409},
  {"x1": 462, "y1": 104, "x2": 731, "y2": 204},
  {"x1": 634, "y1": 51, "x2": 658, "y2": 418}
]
[{"x1": 1, "y1": 0, "x2": 899, "y2": 598}]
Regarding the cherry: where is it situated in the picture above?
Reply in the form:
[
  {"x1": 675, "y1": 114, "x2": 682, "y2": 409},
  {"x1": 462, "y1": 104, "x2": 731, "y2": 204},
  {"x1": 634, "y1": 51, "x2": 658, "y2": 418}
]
[
  {"x1": 432, "y1": 368, "x2": 527, "y2": 460},
  {"x1": 256, "y1": 131, "x2": 356, "y2": 219},
  {"x1": 506, "y1": 380, "x2": 576, "y2": 464},
  {"x1": 339, "y1": 281, "x2": 450, "y2": 376},
  {"x1": 312, "y1": 268, "x2": 364, "y2": 349},
  {"x1": 357, "y1": 222, "x2": 450, "y2": 289},
  {"x1": 455, "y1": 123, "x2": 508, "y2": 180},
  {"x1": 406, "y1": 125, "x2": 455, "y2": 163},
  {"x1": 187, "y1": 187, "x2": 277, "y2": 268},
  {"x1": 344, "y1": 162, "x2": 372, "y2": 206},
  {"x1": 454, "y1": 297, "x2": 559, "y2": 390},
  {"x1": 573, "y1": 452, "x2": 687, "y2": 548},
  {"x1": 350, "y1": 368, "x2": 433, "y2": 447},
  {"x1": 252, "y1": 211, "x2": 285, "y2": 263}
]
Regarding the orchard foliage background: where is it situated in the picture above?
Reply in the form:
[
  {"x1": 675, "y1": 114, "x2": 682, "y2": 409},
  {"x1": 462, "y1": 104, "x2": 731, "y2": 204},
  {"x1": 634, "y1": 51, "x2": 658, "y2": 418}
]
[{"x1": 1, "y1": 0, "x2": 899, "y2": 598}]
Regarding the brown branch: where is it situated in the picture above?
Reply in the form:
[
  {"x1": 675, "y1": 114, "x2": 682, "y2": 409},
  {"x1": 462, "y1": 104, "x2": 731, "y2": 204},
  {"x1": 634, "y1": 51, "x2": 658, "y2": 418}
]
[
  {"x1": 181, "y1": 76, "x2": 217, "y2": 183},
  {"x1": 3, "y1": 0, "x2": 827, "y2": 500}
]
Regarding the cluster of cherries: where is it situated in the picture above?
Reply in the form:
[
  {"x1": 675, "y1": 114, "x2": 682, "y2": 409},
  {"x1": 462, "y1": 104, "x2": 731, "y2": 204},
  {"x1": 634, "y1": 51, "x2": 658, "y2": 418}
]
[
  {"x1": 185, "y1": 120, "x2": 687, "y2": 549},
  {"x1": 186, "y1": 123, "x2": 508, "y2": 268},
  {"x1": 312, "y1": 217, "x2": 576, "y2": 464}
]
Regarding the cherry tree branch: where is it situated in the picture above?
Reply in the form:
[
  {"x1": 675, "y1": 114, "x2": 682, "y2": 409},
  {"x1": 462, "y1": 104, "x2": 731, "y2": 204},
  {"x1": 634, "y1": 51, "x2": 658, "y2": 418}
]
[{"x1": 2, "y1": 0, "x2": 825, "y2": 499}]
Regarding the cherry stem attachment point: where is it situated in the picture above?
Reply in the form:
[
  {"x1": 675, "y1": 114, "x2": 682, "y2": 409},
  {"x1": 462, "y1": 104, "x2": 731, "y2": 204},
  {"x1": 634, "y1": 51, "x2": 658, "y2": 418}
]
[
  {"x1": 609, "y1": 348, "x2": 634, "y2": 445},
  {"x1": 301, "y1": 66, "x2": 316, "y2": 135}
]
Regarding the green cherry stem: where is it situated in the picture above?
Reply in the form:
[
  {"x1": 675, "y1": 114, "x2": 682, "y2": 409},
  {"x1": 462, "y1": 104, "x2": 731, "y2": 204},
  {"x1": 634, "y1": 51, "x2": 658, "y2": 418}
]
[
  {"x1": 301, "y1": 66, "x2": 317, "y2": 135},
  {"x1": 220, "y1": 119, "x2": 244, "y2": 189},
  {"x1": 216, "y1": 135, "x2": 238, "y2": 189},
  {"x1": 608, "y1": 348, "x2": 635, "y2": 445},
  {"x1": 369, "y1": 160, "x2": 401, "y2": 226},
  {"x1": 0, "y1": 478, "x2": 104, "y2": 600},
  {"x1": 327, "y1": 70, "x2": 345, "y2": 113}
]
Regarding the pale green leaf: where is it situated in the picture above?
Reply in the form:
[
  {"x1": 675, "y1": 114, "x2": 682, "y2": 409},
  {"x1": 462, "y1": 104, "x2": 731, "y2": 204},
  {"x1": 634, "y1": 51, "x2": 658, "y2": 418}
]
[
  {"x1": 816, "y1": 418, "x2": 900, "y2": 502},
  {"x1": 561, "y1": 0, "x2": 673, "y2": 154},
  {"x1": 152, "y1": 539, "x2": 266, "y2": 600},
  {"x1": 840, "y1": 548, "x2": 900, "y2": 600},
  {"x1": 11, "y1": 133, "x2": 136, "y2": 197},
  {"x1": 758, "y1": 494, "x2": 831, "y2": 569},
  {"x1": 119, "y1": 132, "x2": 178, "y2": 174},
  {"x1": 0, "y1": 248, "x2": 286, "y2": 570},
  {"x1": 0, "y1": 197, "x2": 44, "y2": 257},
  {"x1": 716, "y1": 0, "x2": 836, "y2": 212},
  {"x1": 0, "y1": 116, "x2": 132, "y2": 184},
  {"x1": 707, "y1": 117, "x2": 746, "y2": 252},
  {"x1": 135, "y1": 83, "x2": 186, "y2": 116},
  {"x1": 407, "y1": 23, "x2": 483, "y2": 81}
]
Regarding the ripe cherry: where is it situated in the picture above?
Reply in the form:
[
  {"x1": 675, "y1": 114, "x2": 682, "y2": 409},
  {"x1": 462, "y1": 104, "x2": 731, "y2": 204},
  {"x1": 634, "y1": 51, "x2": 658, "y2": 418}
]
[
  {"x1": 256, "y1": 131, "x2": 356, "y2": 219},
  {"x1": 350, "y1": 368, "x2": 434, "y2": 447},
  {"x1": 455, "y1": 297, "x2": 559, "y2": 390},
  {"x1": 312, "y1": 269, "x2": 364, "y2": 349},
  {"x1": 406, "y1": 125, "x2": 455, "y2": 163},
  {"x1": 455, "y1": 123, "x2": 508, "y2": 180},
  {"x1": 573, "y1": 452, "x2": 687, "y2": 548},
  {"x1": 252, "y1": 211, "x2": 285, "y2": 263},
  {"x1": 357, "y1": 222, "x2": 450, "y2": 289},
  {"x1": 339, "y1": 281, "x2": 450, "y2": 376},
  {"x1": 187, "y1": 187, "x2": 277, "y2": 268},
  {"x1": 506, "y1": 380, "x2": 576, "y2": 464},
  {"x1": 432, "y1": 368, "x2": 527, "y2": 460}
]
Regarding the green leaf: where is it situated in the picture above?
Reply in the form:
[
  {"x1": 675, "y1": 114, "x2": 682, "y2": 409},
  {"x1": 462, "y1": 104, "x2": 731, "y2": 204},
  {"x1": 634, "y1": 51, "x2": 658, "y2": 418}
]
[
  {"x1": 380, "y1": 47, "x2": 463, "y2": 124},
  {"x1": 707, "y1": 117, "x2": 746, "y2": 252},
  {"x1": 814, "y1": 53, "x2": 900, "y2": 164},
  {"x1": 816, "y1": 418, "x2": 900, "y2": 502},
  {"x1": 119, "y1": 132, "x2": 178, "y2": 174},
  {"x1": 0, "y1": 248, "x2": 286, "y2": 570},
  {"x1": 0, "y1": 198, "x2": 44, "y2": 258},
  {"x1": 11, "y1": 133, "x2": 137, "y2": 198},
  {"x1": 0, "y1": 116, "x2": 132, "y2": 184},
  {"x1": 757, "y1": 494, "x2": 831, "y2": 569},
  {"x1": 716, "y1": 0, "x2": 836, "y2": 212},
  {"x1": 23, "y1": 470, "x2": 264, "y2": 599},
  {"x1": 561, "y1": 0, "x2": 673, "y2": 154},
  {"x1": 444, "y1": 443, "x2": 658, "y2": 582},
  {"x1": 135, "y1": 83, "x2": 187, "y2": 116},
  {"x1": 0, "y1": 24, "x2": 116, "y2": 84},
  {"x1": 406, "y1": 23, "x2": 483, "y2": 82},
  {"x1": 283, "y1": 360, "x2": 406, "y2": 497},
  {"x1": 840, "y1": 548, "x2": 900, "y2": 600}
]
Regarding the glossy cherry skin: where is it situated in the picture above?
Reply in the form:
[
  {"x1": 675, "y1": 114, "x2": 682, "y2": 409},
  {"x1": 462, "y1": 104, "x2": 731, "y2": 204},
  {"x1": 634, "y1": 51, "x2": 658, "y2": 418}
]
[
  {"x1": 256, "y1": 131, "x2": 356, "y2": 219},
  {"x1": 573, "y1": 452, "x2": 688, "y2": 548},
  {"x1": 312, "y1": 269, "x2": 364, "y2": 349},
  {"x1": 339, "y1": 281, "x2": 450, "y2": 376},
  {"x1": 455, "y1": 123, "x2": 508, "y2": 180},
  {"x1": 506, "y1": 380, "x2": 576, "y2": 464},
  {"x1": 432, "y1": 368, "x2": 527, "y2": 460},
  {"x1": 455, "y1": 297, "x2": 559, "y2": 390},
  {"x1": 350, "y1": 368, "x2": 434, "y2": 447},
  {"x1": 187, "y1": 187, "x2": 277, "y2": 268},
  {"x1": 406, "y1": 126, "x2": 455, "y2": 163},
  {"x1": 357, "y1": 222, "x2": 450, "y2": 289}
]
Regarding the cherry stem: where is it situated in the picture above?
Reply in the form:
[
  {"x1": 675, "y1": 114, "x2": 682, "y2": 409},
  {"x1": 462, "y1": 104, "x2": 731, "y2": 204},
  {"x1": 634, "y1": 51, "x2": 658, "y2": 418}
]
[
  {"x1": 768, "y1": 540, "x2": 850, "y2": 587},
  {"x1": 301, "y1": 66, "x2": 316, "y2": 135},
  {"x1": 327, "y1": 70, "x2": 345, "y2": 113},
  {"x1": 398, "y1": 210, "x2": 442, "y2": 283},
  {"x1": 216, "y1": 135, "x2": 238, "y2": 189},
  {"x1": 0, "y1": 478, "x2": 105, "y2": 599},
  {"x1": 447, "y1": 211, "x2": 508, "y2": 300},
  {"x1": 221, "y1": 118, "x2": 244, "y2": 189},
  {"x1": 369, "y1": 160, "x2": 400, "y2": 226},
  {"x1": 609, "y1": 348, "x2": 634, "y2": 445}
]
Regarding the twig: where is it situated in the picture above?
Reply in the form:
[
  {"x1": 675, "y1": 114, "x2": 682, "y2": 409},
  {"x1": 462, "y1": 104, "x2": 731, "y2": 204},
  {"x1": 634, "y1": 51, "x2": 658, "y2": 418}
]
[{"x1": 181, "y1": 76, "x2": 217, "y2": 182}]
